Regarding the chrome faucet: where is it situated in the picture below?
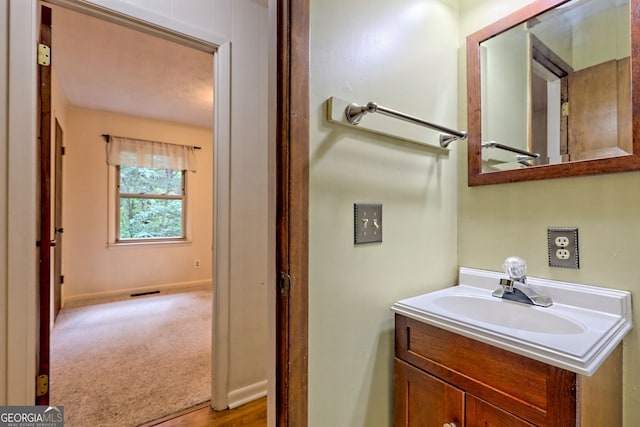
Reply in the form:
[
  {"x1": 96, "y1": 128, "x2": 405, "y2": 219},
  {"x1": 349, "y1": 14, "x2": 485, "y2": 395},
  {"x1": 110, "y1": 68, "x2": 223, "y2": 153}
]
[{"x1": 492, "y1": 257, "x2": 552, "y2": 307}]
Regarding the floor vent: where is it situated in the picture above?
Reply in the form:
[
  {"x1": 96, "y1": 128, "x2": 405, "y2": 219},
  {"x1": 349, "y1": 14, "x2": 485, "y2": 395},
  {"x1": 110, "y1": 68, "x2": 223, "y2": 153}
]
[{"x1": 130, "y1": 290, "x2": 161, "y2": 297}]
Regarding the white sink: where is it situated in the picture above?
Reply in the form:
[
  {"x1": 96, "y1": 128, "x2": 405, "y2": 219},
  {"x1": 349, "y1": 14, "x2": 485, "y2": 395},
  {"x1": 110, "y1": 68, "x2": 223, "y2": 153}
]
[
  {"x1": 392, "y1": 267, "x2": 632, "y2": 376},
  {"x1": 433, "y1": 294, "x2": 585, "y2": 335}
]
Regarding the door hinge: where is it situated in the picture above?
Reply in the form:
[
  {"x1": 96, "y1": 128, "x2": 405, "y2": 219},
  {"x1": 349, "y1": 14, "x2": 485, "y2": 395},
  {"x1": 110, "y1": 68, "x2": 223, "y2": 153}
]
[
  {"x1": 61, "y1": 146, "x2": 66, "y2": 155},
  {"x1": 279, "y1": 272, "x2": 291, "y2": 296},
  {"x1": 37, "y1": 43, "x2": 51, "y2": 66},
  {"x1": 61, "y1": 275, "x2": 64, "y2": 284},
  {"x1": 561, "y1": 101, "x2": 569, "y2": 117},
  {"x1": 36, "y1": 375, "x2": 49, "y2": 397}
]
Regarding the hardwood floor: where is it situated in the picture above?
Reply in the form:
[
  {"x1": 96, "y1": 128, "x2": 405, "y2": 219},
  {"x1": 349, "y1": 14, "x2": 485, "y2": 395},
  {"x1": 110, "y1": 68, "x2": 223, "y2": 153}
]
[{"x1": 140, "y1": 397, "x2": 267, "y2": 427}]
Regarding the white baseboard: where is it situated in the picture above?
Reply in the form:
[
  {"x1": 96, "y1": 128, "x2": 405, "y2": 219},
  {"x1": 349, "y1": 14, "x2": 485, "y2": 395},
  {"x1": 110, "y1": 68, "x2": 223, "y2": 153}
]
[
  {"x1": 227, "y1": 380, "x2": 268, "y2": 409},
  {"x1": 63, "y1": 279, "x2": 212, "y2": 308}
]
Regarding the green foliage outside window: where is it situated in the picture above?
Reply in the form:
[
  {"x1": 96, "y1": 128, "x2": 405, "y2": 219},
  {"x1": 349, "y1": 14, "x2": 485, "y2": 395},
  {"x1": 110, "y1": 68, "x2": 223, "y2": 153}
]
[{"x1": 118, "y1": 167, "x2": 185, "y2": 240}]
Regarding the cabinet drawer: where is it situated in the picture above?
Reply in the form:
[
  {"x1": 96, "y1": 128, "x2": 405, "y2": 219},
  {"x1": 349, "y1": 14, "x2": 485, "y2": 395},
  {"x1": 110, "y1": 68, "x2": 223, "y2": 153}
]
[{"x1": 395, "y1": 314, "x2": 576, "y2": 425}]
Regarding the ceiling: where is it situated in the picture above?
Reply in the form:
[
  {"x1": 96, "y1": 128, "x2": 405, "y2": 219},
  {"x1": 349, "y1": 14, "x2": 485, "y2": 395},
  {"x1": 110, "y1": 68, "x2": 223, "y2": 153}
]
[{"x1": 51, "y1": 5, "x2": 214, "y2": 129}]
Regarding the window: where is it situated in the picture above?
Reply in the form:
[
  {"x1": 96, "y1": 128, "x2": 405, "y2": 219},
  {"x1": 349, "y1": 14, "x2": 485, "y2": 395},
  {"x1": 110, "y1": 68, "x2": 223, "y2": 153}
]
[
  {"x1": 117, "y1": 166, "x2": 186, "y2": 241},
  {"x1": 106, "y1": 135, "x2": 198, "y2": 244}
]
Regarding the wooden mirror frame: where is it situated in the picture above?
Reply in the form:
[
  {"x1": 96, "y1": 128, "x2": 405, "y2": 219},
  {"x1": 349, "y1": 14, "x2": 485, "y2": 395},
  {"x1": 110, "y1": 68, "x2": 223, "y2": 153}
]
[{"x1": 467, "y1": 0, "x2": 640, "y2": 186}]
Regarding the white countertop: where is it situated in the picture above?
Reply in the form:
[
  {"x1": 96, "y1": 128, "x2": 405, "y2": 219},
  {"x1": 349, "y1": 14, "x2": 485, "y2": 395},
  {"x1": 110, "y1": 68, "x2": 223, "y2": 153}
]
[{"x1": 391, "y1": 267, "x2": 632, "y2": 376}]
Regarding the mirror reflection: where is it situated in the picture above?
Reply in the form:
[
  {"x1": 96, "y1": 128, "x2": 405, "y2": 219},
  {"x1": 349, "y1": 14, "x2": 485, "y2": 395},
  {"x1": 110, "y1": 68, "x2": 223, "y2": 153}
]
[{"x1": 480, "y1": 0, "x2": 630, "y2": 172}]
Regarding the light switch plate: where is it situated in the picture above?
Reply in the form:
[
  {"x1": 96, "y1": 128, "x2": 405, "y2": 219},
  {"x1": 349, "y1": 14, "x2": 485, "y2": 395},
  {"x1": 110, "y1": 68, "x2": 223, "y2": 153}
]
[{"x1": 354, "y1": 203, "x2": 382, "y2": 244}]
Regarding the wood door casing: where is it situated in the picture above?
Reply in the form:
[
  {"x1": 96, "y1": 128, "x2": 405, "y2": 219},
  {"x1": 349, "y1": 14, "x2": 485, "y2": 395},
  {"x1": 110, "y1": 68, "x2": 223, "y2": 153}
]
[{"x1": 276, "y1": 0, "x2": 310, "y2": 425}]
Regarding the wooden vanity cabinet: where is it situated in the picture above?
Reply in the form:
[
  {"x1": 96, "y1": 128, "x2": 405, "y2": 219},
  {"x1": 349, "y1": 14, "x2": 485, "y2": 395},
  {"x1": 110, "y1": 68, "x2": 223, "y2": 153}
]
[{"x1": 394, "y1": 314, "x2": 623, "y2": 427}]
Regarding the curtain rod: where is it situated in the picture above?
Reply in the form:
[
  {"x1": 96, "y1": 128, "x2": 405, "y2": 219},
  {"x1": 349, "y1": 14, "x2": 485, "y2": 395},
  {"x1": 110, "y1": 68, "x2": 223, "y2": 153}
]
[
  {"x1": 345, "y1": 101, "x2": 467, "y2": 148},
  {"x1": 101, "y1": 134, "x2": 202, "y2": 150}
]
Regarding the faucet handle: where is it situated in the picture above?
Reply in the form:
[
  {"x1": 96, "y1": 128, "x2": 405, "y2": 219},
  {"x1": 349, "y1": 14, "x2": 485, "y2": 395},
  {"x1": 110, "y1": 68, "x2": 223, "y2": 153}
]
[{"x1": 503, "y1": 256, "x2": 527, "y2": 281}]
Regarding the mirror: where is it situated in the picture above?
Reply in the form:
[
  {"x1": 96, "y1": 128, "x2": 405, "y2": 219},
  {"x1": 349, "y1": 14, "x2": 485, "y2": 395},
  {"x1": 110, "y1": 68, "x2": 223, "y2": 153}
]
[{"x1": 467, "y1": 0, "x2": 640, "y2": 185}]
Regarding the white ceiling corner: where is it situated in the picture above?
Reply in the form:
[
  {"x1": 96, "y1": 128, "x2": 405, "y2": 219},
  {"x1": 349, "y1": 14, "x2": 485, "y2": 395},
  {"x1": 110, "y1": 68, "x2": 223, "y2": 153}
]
[{"x1": 51, "y1": 5, "x2": 214, "y2": 129}]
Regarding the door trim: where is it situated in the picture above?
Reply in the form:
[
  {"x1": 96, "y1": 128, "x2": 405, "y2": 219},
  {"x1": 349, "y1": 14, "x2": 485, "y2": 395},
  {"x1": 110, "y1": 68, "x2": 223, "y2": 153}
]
[
  {"x1": 275, "y1": 0, "x2": 310, "y2": 425},
  {"x1": 44, "y1": 0, "x2": 228, "y2": 50},
  {"x1": 211, "y1": 41, "x2": 232, "y2": 411},
  {"x1": 5, "y1": 0, "x2": 40, "y2": 403}
]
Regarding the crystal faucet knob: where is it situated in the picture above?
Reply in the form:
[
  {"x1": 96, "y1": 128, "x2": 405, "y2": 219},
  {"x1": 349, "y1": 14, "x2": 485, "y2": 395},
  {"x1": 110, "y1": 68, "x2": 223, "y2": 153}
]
[{"x1": 503, "y1": 256, "x2": 527, "y2": 280}]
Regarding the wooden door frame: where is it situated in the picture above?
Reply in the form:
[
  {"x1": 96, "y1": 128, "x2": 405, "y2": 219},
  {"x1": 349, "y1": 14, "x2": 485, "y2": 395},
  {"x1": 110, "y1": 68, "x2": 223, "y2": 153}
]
[
  {"x1": 275, "y1": 0, "x2": 310, "y2": 425},
  {"x1": 36, "y1": 4, "x2": 53, "y2": 406}
]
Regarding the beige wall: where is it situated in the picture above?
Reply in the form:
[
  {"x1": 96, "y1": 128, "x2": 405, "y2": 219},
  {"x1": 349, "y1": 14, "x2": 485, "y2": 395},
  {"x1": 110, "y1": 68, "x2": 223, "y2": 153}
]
[
  {"x1": 309, "y1": 0, "x2": 460, "y2": 425},
  {"x1": 61, "y1": 107, "x2": 213, "y2": 301},
  {"x1": 458, "y1": 0, "x2": 640, "y2": 424}
]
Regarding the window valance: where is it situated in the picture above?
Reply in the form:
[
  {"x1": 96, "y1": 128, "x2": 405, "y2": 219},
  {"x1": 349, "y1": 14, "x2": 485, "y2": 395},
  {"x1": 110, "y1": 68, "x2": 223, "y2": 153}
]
[{"x1": 106, "y1": 135, "x2": 198, "y2": 172}]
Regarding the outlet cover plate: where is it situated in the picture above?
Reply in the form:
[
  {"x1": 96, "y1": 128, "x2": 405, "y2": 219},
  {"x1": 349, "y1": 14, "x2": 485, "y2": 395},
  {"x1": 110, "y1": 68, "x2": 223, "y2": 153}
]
[
  {"x1": 548, "y1": 227, "x2": 579, "y2": 269},
  {"x1": 354, "y1": 203, "x2": 382, "y2": 244}
]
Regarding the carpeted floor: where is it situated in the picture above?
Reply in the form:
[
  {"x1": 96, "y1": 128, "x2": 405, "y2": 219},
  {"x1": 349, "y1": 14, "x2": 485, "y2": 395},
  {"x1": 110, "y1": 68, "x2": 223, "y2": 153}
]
[{"x1": 50, "y1": 289, "x2": 212, "y2": 427}]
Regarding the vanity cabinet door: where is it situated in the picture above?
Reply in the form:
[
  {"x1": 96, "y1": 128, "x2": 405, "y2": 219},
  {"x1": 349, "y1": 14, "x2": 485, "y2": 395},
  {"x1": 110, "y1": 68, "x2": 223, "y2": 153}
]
[
  {"x1": 394, "y1": 359, "x2": 464, "y2": 427},
  {"x1": 466, "y1": 394, "x2": 536, "y2": 427}
]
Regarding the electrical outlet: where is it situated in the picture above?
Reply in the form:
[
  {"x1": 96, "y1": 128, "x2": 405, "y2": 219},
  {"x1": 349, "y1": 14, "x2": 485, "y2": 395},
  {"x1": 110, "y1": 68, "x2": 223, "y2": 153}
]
[
  {"x1": 548, "y1": 228, "x2": 579, "y2": 269},
  {"x1": 354, "y1": 203, "x2": 382, "y2": 244},
  {"x1": 556, "y1": 249, "x2": 570, "y2": 260},
  {"x1": 554, "y1": 236, "x2": 569, "y2": 247},
  {"x1": 195, "y1": 259, "x2": 201, "y2": 268}
]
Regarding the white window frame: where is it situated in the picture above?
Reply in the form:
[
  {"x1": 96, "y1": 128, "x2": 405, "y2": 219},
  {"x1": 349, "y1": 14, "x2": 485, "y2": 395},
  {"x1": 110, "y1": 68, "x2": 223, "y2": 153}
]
[
  {"x1": 108, "y1": 165, "x2": 192, "y2": 246},
  {"x1": 115, "y1": 165, "x2": 188, "y2": 243}
]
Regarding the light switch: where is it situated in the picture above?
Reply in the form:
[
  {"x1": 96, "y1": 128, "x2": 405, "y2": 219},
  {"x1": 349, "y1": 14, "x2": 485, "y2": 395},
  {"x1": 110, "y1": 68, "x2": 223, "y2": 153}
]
[{"x1": 354, "y1": 203, "x2": 382, "y2": 244}]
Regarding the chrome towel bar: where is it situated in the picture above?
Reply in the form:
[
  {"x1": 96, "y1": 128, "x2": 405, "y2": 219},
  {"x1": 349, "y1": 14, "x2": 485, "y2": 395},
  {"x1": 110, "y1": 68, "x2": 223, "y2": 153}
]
[
  {"x1": 344, "y1": 101, "x2": 539, "y2": 159},
  {"x1": 345, "y1": 101, "x2": 467, "y2": 148}
]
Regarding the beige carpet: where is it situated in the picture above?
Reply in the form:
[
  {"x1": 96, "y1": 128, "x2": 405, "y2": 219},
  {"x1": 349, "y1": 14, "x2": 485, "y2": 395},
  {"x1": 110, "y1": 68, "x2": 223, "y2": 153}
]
[{"x1": 50, "y1": 289, "x2": 212, "y2": 427}]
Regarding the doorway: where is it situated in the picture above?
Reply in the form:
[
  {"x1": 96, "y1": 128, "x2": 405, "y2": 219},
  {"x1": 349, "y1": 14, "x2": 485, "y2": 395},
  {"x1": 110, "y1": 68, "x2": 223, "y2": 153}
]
[
  {"x1": 41, "y1": 0, "x2": 228, "y2": 418},
  {"x1": 12, "y1": 0, "x2": 300, "y2": 424}
]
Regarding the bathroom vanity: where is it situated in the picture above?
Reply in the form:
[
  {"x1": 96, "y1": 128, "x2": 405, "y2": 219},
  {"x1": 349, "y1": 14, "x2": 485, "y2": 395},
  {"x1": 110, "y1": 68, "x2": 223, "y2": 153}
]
[
  {"x1": 392, "y1": 268, "x2": 632, "y2": 426},
  {"x1": 394, "y1": 315, "x2": 622, "y2": 426}
]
